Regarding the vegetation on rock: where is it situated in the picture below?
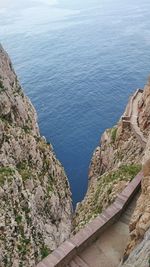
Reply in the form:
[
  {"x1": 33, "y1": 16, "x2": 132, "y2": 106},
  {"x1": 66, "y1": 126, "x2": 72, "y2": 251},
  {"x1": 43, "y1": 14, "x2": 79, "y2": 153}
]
[{"x1": 74, "y1": 164, "x2": 141, "y2": 232}]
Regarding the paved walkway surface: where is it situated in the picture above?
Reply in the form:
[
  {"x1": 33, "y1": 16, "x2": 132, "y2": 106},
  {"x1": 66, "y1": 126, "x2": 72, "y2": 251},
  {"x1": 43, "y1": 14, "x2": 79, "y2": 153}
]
[
  {"x1": 130, "y1": 91, "x2": 147, "y2": 145},
  {"x1": 130, "y1": 91, "x2": 142, "y2": 125},
  {"x1": 67, "y1": 194, "x2": 139, "y2": 267}
]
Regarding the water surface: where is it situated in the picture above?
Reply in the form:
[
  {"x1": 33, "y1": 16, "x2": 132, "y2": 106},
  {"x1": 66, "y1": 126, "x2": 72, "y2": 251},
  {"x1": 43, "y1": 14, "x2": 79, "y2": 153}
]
[{"x1": 0, "y1": 0, "x2": 150, "y2": 205}]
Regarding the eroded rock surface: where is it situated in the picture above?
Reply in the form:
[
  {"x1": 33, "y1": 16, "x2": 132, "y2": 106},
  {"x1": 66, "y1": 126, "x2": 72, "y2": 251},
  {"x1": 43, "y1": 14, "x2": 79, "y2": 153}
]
[
  {"x1": 120, "y1": 228, "x2": 150, "y2": 267},
  {"x1": 138, "y1": 80, "x2": 150, "y2": 136},
  {"x1": 123, "y1": 159, "x2": 150, "y2": 257}
]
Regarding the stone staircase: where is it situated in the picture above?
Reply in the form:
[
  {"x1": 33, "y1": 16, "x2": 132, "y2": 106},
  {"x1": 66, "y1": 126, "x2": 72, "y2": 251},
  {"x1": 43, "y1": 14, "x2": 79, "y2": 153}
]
[
  {"x1": 37, "y1": 172, "x2": 142, "y2": 267},
  {"x1": 122, "y1": 89, "x2": 147, "y2": 148},
  {"x1": 68, "y1": 192, "x2": 140, "y2": 267},
  {"x1": 67, "y1": 256, "x2": 89, "y2": 267}
]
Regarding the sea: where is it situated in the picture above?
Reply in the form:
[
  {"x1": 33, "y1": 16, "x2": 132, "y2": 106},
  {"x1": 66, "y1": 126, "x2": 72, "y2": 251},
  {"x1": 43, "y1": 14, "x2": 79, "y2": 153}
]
[{"x1": 0, "y1": 0, "x2": 150, "y2": 206}]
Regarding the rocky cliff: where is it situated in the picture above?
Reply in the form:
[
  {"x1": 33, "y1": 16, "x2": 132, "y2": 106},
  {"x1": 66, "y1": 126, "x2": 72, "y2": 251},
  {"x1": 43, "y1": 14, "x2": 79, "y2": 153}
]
[
  {"x1": 0, "y1": 45, "x2": 72, "y2": 267},
  {"x1": 120, "y1": 159, "x2": 150, "y2": 267},
  {"x1": 138, "y1": 79, "x2": 150, "y2": 136},
  {"x1": 74, "y1": 81, "x2": 150, "y2": 266},
  {"x1": 120, "y1": 228, "x2": 150, "y2": 267}
]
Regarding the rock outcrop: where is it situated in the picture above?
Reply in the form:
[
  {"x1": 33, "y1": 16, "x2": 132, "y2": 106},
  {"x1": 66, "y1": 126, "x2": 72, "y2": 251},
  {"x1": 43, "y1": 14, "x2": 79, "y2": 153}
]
[
  {"x1": 73, "y1": 164, "x2": 141, "y2": 232},
  {"x1": 122, "y1": 158, "x2": 150, "y2": 261},
  {"x1": 120, "y1": 228, "x2": 150, "y2": 267},
  {"x1": 138, "y1": 79, "x2": 150, "y2": 136},
  {"x1": 0, "y1": 45, "x2": 72, "y2": 267}
]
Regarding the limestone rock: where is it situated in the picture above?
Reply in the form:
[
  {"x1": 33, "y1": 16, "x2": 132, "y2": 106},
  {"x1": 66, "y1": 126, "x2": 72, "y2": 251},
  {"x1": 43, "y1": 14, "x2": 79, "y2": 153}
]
[
  {"x1": 74, "y1": 164, "x2": 141, "y2": 232},
  {"x1": 120, "y1": 228, "x2": 150, "y2": 267},
  {"x1": 138, "y1": 80, "x2": 150, "y2": 136},
  {"x1": 0, "y1": 45, "x2": 72, "y2": 267},
  {"x1": 123, "y1": 158, "x2": 150, "y2": 259}
]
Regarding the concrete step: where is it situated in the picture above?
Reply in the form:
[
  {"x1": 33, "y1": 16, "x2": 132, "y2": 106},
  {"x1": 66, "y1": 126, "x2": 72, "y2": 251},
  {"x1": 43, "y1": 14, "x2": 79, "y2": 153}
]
[
  {"x1": 120, "y1": 215, "x2": 131, "y2": 224},
  {"x1": 74, "y1": 256, "x2": 89, "y2": 267},
  {"x1": 120, "y1": 207, "x2": 136, "y2": 224},
  {"x1": 69, "y1": 260, "x2": 79, "y2": 267},
  {"x1": 122, "y1": 211, "x2": 133, "y2": 219}
]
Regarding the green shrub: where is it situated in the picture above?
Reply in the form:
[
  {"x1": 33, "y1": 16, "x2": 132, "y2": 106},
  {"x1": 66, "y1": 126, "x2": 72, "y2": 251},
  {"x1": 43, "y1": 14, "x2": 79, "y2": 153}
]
[
  {"x1": 102, "y1": 164, "x2": 141, "y2": 184},
  {"x1": 16, "y1": 215, "x2": 22, "y2": 224},
  {"x1": 0, "y1": 80, "x2": 4, "y2": 89},
  {"x1": 41, "y1": 245, "x2": 51, "y2": 259},
  {"x1": 16, "y1": 161, "x2": 32, "y2": 181},
  {"x1": 22, "y1": 125, "x2": 31, "y2": 134},
  {"x1": 111, "y1": 127, "x2": 117, "y2": 143},
  {"x1": 0, "y1": 79, "x2": 7, "y2": 93},
  {"x1": 0, "y1": 167, "x2": 15, "y2": 186},
  {"x1": 88, "y1": 164, "x2": 141, "y2": 223}
]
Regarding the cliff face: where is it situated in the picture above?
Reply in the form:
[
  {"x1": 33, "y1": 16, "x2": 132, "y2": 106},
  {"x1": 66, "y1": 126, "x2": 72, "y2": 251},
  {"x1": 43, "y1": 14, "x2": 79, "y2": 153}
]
[
  {"x1": 138, "y1": 80, "x2": 150, "y2": 136},
  {"x1": 121, "y1": 159, "x2": 150, "y2": 266},
  {"x1": 74, "y1": 90, "x2": 144, "y2": 231},
  {"x1": 74, "y1": 81, "x2": 150, "y2": 265},
  {"x1": 122, "y1": 84, "x2": 150, "y2": 260},
  {"x1": 120, "y1": 228, "x2": 150, "y2": 267},
  {"x1": 74, "y1": 164, "x2": 141, "y2": 232},
  {"x1": 0, "y1": 45, "x2": 72, "y2": 267}
]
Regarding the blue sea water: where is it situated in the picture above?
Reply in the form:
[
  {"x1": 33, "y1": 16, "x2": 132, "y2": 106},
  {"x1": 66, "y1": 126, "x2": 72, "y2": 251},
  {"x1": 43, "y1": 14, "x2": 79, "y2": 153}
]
[{"x1": 0, "y1": 0, "x2": 150, "y2": 206}]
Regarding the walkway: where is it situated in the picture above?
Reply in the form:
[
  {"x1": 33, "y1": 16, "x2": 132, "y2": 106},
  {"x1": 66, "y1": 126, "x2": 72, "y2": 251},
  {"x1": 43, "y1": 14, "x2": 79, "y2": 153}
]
[
  {"x1": 122, "y1": 89, "x2": 147, "y2": 148},
  {"x1": 130, "y1": 90, "x2": 147, "y2": 147},
  {"x1": 37, "y1": 172, "x2": 142, "y2": 267},
  {"x1": 67, "y1": 194, "x2": 139, "y2": 267}
]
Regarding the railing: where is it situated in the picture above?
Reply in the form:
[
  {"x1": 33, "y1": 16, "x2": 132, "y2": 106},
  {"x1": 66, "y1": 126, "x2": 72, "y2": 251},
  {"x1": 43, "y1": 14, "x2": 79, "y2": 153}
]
[
  {"x1": 122, "y1": 88, "x2": 143, "y2": 122},
  {"x1": 36, "y1": 172, "x2": 143, "y2": 267},
  {"x1": 122, "y1": 89, "x2": 146, "y2": 148}
]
